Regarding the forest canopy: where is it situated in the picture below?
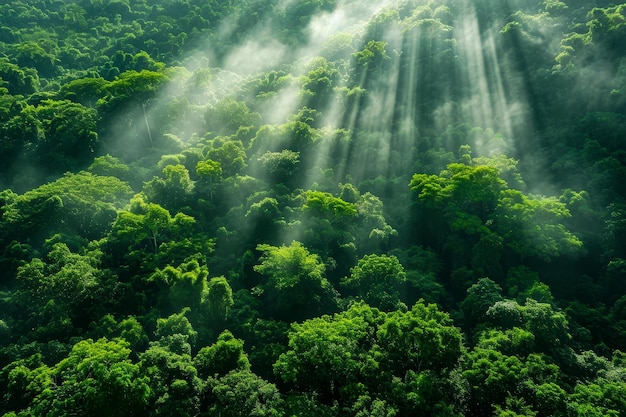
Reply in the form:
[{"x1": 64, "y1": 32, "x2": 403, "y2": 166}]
[{"x1": 1, "y1": 0, "x2": 626, "y2": 416}]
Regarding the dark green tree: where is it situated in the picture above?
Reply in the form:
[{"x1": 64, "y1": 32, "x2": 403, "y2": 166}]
[
  {"x1": 341, "y1": 254, "x2": 407, "y2": 311},
  {"x1": 253, "y1": 241, "x2": 338, "y2": 321},
  {"x1": 32, "y1": 338, "x2": 150, "y2": 417}
]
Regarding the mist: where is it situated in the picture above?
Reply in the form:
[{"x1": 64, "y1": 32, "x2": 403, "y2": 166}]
[{"x1": 3, "y1": 1, "x2": 626, "y2": 416}]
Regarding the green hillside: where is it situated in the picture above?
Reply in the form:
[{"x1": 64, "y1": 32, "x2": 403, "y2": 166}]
[{"x1": 1, "y1": 0, "x2": 626, "y2": 415}]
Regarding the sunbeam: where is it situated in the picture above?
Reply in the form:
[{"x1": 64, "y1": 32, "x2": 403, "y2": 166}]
[
  {"x1": 4, "y1": 1, "x2": 626, "y2": 415},
  {"x1": 453, "y1": 4, "x2": 519, "y2": 156}
]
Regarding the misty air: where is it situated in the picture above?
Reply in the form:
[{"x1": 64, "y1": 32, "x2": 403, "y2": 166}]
[{"x1": 1, "y1": 0, "x2": 626, "y2": 416}]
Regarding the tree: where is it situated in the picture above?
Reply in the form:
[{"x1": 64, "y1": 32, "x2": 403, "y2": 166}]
[
  {"x1": 461, "y1": 278, "x2": 504, "y2": 329},
  {"x1": 253, "y1": 241, "x2": 338, "y2": 321},
  {"x1": 300, "y1": 190, "x2": 359, "y2": 264},
  {"x1": 106, "y1": 195, "x2": 209, "y2": 274},
  {"x1": 410, "y1": 163, "x2": 504, "y2": 236},
  {"x1": 410, "y1": 159, "x2": 583, "y2": 262},
  {"x1": 205, "y1": 140, "x2": 247, "y2": 177},
  {"x1": 194, "y1": 330, "x2": 249, "y2": 379},
  {"x1": 349, "y1": 395, "x2": 398, "y2": 417},
  {"x1": 0, "y1": 99, "x2": 42, "y2": 174},
  {"x1": 204, "y1": 370, "x2": 283, "y2": 417},
  {"x1": 354, "y1": 191, "x2": 398, "y2": 252},
  {"x1": 12, "y1": 41, "x2": 58, "y2": 77},
  {"x1": 143, "y1": 164, "x2": 194, "y2": 211},
  {"x1": 144, "y1": 260, "x2": 212, "y2": 328},
  {"x1": 257, "y1": 149, "x2": 300, "y2": 183},
  {"x1": 378, "y1": 301, "x2": 464, "y2": 377},
  {"x1": 341, "y1": 254, "x2": 407, "y2": 311},
  {"x1": 244, "y1": 196, "x2": 283, "y2": 243},
  {"x1": 1, "y1": 355, "x2": 52, "y2": 415},
  {"x1": 486, "y1": 298, "x2": 572, "y2": 354},
  {"x1": 390, "y1": 245, "x2": 447, "y2": 306},
  {"x1": 98, "y1": 70, "x2": 168, "y2": 113},
  {"x1": 32, "y1": 338, "x2": 150, "y2": 417},
  {"x1": 300, "y1": 57, "x2": 340, "y2": 110},
  {"x1": 0, "y1": 58, "x2": 38, "y2": 95},
  {"x1": 88, "y1": 154, "x2": 131, "y2": 180},
  {"x1": 14, "y1": 242, "x2": 118, "y2": 336},
  {"x1": 144, "y1": 203, "x2": 178, "y2": 250},
  {"x1": 493, "y1": 189, "x2": 583, "y2": 261},
  {"x1": 274, "y1": 301, "x2": 464, "y2": 414},
  {"x1": 33, "y1": 99, "x2": 100, "y2": 171},
  {"x1": 195, "y1": 159, "x2": 222, "y2": 202},
  {"x1": 59, "y1": 76, "x2": 107, "y2": 106},
  {"x1": 274, "y1": 302, "x2": 385, "y2": 403},
  {"x1": 1, "y1": 171, "x2": 132, "y2": 247},
  {"x1": 88, "y1": 314, "x2": 149, "y2": 353},
  {"x1": 204, "y1": 97, "x2": 261, "y2": 137},
  {"x1": 140, "y1": 326, "x2": 202, "y2": 417},
  {"x1": 205, "y1": 276, "x2": 233, "y2": 325},
  {"x1": 462, "y1": 348, "x2": 559, "y2": 416},
  {"x1": 154, "y1": 309, "x2": 198, "y2": 351},
  {"x1": 353, "y1": 40, "x2": 389, "y2": 69}
]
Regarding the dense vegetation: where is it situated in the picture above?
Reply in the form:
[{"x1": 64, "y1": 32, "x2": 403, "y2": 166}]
[{"x1": 1, "y1": 0, "x2": 626, "y2": 415}]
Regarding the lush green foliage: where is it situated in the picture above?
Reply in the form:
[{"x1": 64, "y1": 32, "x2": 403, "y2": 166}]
[{"x1": 1, "y1": 0, "x2": 626, "y2": 416}]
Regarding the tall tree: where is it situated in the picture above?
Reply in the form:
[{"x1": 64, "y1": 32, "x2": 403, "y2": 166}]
[{"x1": 253, "y1": 241, "x2": 338, "y2": 321}]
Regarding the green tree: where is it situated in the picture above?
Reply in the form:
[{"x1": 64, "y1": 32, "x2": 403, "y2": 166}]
[
  {"x1": 463, "y1": 348, "x2": 559, "y2": 416},
  {"x1": 143, "y1": 164, "x2": 194, "y2": 211},
  {"x1": 98, "y1": 70, "x2": 168, "y2": 113},
  {"x1": 1, "y1": 171, "x2": 132, "y2": 247},
  {"x1": 0, "y1": 58, "x2": 38, "y2": 95},
  {"x1": 410, "y1": 163, "x2": 504, "y2": 236},
  {"x1": 274, "y1": 302, "x2": 385, "y2": 403},
  {"x1": 59, "y1": 77, "x2": 107, "y2": 107},
  {"x1": 204, "y1": 370, "x2": 283, "y2": 417},
  {"x1": 341, "y1": 254, "x2": 407, "y2": 311},
  {"x1": 106, "y1": 195, "x2": 209, "y2": 274},
  {"x1": 205, "y1": 276, "x2": 233, "y2": 325},
  {"x1": 487, "y1": 298, "x2": 572, "y2": 354},
  {"x1": 88, "y1": 314, "x2": 149, "y2": 353},
  {"x1": 195, "y1": 159, "x2": 222, "y2": 202},
  {"x1": 88, "y1": 154, "x2": 131, "y2": 180},
  {"x1": 300, "y1": 57, "x2": 340, "y2": 110},
  {"x1": 33, "y1": 338, "x2": 150, "y2": 417},
  {"x1": 354, "y1": 191, "x2": 398, "y2": 252},
  {"x1": 140, "y1": 320, "x2": 202, "y2": 417},
  {"x1": 354, "y1": 40, "x2": 389, "y2": 69},
  {"x1": 205, "y1": 140, "x2": 247, "y2": 177},
  {"x1": 145, "y1": 260, "x2": 210, "y2": 325},
  {"x1": 461, "y1": 278, "x2": 504, "y2": 329},
  {"x1": 493, "y1": 189, "x2": 583, "y2": 261},
  {"x1": 12, "y1": 41, "x2": 58, "y2": 77},
  {"x1": 300, "y1": 190, "x2": 359, "y2": 265},
  {"x1": 33, "y1": 99, "x2": 100, "y2": 171},
  {"x1": 569, "y1": 379, "x2": 626, "y2": 417},
  {"x1": 154, "y1": 309, "x2": 198, "y2": 352},
  {"x1": 14, "y1": 243, "x2": 118, "y2": 337},
  {"x1": 410, "y1": 159, "x2": 583, "y2": 262},
  {"x1": 0, "y1": 99, "x2": 42, "y2": 173},
  {"x1": 204, "y1": 97, "x2": 261, "y2": 137},
  {"x1": 257, "y1": 149, "x2": 300, "y2": 183},
  {"x1": 1, "y1": 355, "x2": 52, "y2": 415},
  {"x1": 194, "y1": 330, "x2": 250, "y2": 379},
  {"x1": 253, "y1": 241, "x2": 338, "y2": 320},
  {"x1": 275, "y1": 300, "x2": 464, "y2": 413},
  {"x1": 378, "y1": 300, "x2": 464, "y2": 377}
]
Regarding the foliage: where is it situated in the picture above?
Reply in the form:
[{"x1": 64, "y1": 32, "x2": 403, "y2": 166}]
[
  {"x1": 341, "y1": 254, "x2": 407, "y2": 311},
  {"x1": 1, "y1": 0, "x2": 626, "y2": 415},
  {"x1": 1, "y1": 172, "x2": 132, "y2": 247},
  {"x1": 30, "y1": 338, "x2": 149, "y2": 417},
  {"x1": 254, "y1": 241, "x2": 338, "y2": 321}
]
